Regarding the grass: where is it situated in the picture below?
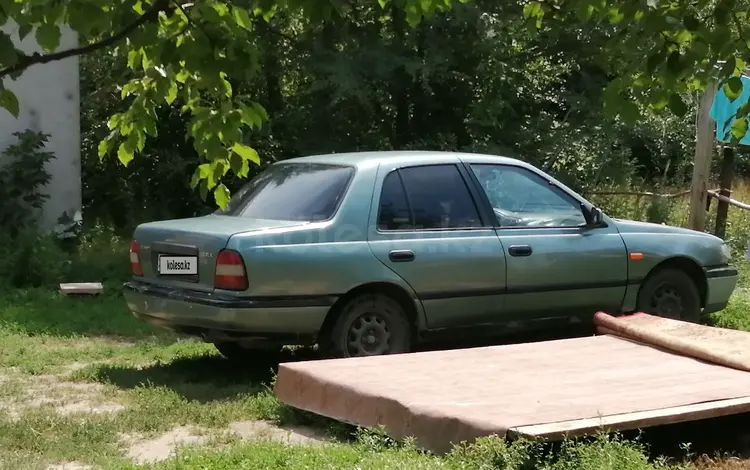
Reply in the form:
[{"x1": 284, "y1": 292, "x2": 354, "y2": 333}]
[{"x1": 3, "y1": 187, "x2": 750, "y2": 468}]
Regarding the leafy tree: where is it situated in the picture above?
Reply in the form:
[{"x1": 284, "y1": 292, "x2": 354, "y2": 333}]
[
  {"x1": 522, "y1": 0, "x2": 749, "y2": 135},
  {"x1": 2, "y1": 0, "x2": 731, "y2": 212},
  {"x1": 0, "y1": 0, "x2": 457, "y2": 207}
]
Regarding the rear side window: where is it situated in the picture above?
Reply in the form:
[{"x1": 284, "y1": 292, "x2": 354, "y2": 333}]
[
  {"x1": 378, "y1": 171, "x2": 413, "y2": 230},
  {"x1": 377, "y1": 164, "x2": 483, "y2": 230},
  {"x1": 221, "y1": 163, "x2": 354, "y2": 221}
]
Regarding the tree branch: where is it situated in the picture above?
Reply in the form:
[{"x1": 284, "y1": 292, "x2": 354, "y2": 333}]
[{"x1": 0, "y1": 0, "x2": 171, "y2": 79}]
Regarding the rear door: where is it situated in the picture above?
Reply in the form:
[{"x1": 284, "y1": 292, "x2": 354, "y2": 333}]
[
  {"x1": 465, "y1": 162, "x2": 628, "y2": 322},
  {"x1": 367, "y1": 162, "x2": 508, "y2": 330}
]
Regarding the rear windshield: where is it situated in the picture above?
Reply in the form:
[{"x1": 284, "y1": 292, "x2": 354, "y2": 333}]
[{"x1": 219, "y1": 163, "x2": 355, "y2": 221}]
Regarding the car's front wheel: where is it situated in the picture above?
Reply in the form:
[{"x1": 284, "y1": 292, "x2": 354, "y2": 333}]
[
  {"x1": 636, "y1": 268, "x2": 701, "y2": 322},
  {"x1": 329, "y1": 293, "x2": 412, "y2": 358}
]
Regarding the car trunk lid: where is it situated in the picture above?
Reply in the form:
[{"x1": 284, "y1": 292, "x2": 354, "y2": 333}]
[{"x1": 132, "y1": 215, "x2": 307, "y2": 292}]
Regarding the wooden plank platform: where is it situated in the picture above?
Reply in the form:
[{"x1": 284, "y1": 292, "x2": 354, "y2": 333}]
[{"x1": 274, "y1": 315, "x2": 750, "y2": 453}]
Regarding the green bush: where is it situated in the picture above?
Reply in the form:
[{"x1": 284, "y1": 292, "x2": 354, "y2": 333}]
[{"x1": 445, "y1": 434, "x2": 687, "y2": 470}]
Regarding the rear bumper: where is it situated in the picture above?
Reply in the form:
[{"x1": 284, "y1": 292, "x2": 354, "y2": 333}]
[
  {"x1": 704, "y1": 265, "x2": 739, "y2": 314},
  {"x1": 123, "y1": 281, "x2": 335, "y2": 344}
]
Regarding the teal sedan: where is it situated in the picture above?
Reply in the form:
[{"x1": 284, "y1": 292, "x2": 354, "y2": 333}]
[{"x1": 124, "y1": 151, "x2": 739, "y2": 359}]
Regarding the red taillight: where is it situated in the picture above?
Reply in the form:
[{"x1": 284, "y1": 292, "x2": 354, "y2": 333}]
[
  {"x1": 130, "y1": 240, "x2": 144, "y2": 276},
  {"x1": 214, "y1": 249, "x2": 248, "y2": 291}
]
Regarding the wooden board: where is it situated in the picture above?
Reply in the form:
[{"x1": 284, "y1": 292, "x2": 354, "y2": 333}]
[
  {"x1": 275, "y1": 333, "x2": 750, "y2": 453},
  {"x1": 59, "y1": 282, "x2": 104, "y2": 295},
  {"x1": 509, "y1": 395, "x2": 750, "y2": 440}
]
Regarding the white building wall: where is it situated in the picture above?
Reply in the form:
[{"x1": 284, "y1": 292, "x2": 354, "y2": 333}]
[{"x1": 0, "y1": 23, "x2": 80, "y2": 229}]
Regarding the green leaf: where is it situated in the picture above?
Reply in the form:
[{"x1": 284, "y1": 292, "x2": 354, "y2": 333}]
[
  {"x1": 232, "y1": 7, "x2": 253, "y2": 31},
  {"x1": 214, "y1": 184, "x2": 231, "y2": 210},
  {"x1": 135, "y1": 129, "x2": 146, "y2": 152},
  {"x1": 17, "y1": 24, "x2": 32, "y2": 41},
  {"x1": 646, "y1": 50, "x2": 666, "y2": 75},
  {"x1": 523, "y1": 2, "x2": 544, "y2": 19},
  {"x1": 67, "y1": 2, "x2": 105, "y2": 35},
  {"x1": 165, "y1": 80, "x2": 178, "y2": 105},
  {"x1": 649, "y1": 89, "x2": 669, "y2": 111},
  {"x1": 176, "y1": 69, "x2": 191, "y2": 83},
  {"x1": 619, "y1": 100, "x2": 641, "y2": 124},
  {"x1": 0, "y1": 89, "x2": 19, "y2": 118},
  {"x1": 232, "y1": 143, "x2": 260, "y2": 164},
  {"x1": 199, "y1": 180, "x2": 209, "y2": 201},
  {"x1": 229, "y1": 152, "x2": 250, "y2": 177},
  {"x1": 683, "y1": 14, "x2": 700, "y2": 31},
  {"x1": 117, "y1": 137, "x2": 136, "y2": 166},
  {"x1": 252, "y1": 102, "x2": 269, "y2": 121},
  {"x1": 668, "y1": 93, "x2": 688, "y2": 117},
  {"x1": 97, "y1": 139, "x2": 110, "y2": 159},
  {"x1": 666, "y1": 51, "x2": 684, "y2": 78},
  {"x1": 737, "y1": 58, "x2": 747, "y2": 75},
  {"x1": 35, "y1": 23, "x2": 61, "y2": 52},
  {"x1": 720, "y1": 57, "x2": 737, "y2": 78},
  {"x1": 240, "y1": 103, "x2": 262, "y2": 128},
  {"x1": 724, "y1": 76, "x2": 744, "y2": 101},
  {"x1": 731, "y1": 117, "x2": 748, "y2": 141},
  {"x1": 0, "y1": 32, "x2": 18, "y2": 67},
  {"x1": 713, "y1": 3, "x2": 730, "y2": 23},
  {"x1": 576, "y1": 0, "x2": 595, "y2": 21},
  {"x1": 127, "y1": 49, "x2": 142, "y2": 70},
  {"x1": 220, "y1": 74, "x2": 232, "y2": 97}
]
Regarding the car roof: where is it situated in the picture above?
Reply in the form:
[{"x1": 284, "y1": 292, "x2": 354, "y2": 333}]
[{"x1": 277, "y1": 150, "x2": 529, "y2": 169}]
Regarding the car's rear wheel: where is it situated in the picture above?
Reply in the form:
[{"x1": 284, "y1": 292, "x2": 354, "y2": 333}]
[
  {"x1": 636, "y1": 268, "x2": 701, "y2": 322},
  {"x1": 329, "y1": 293, "x2": 411, "y2": 358},
  {"x1": 213, "y1": 342, "x2": 281, "y2": 363}
]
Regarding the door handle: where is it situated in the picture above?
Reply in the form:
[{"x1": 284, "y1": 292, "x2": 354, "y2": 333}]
[
  {"x1": 508, "y1": 245, "x2": 532, "y2": 257},
  {"x1": 389, "y1": 250, "x2": 415, "y2": 262}
]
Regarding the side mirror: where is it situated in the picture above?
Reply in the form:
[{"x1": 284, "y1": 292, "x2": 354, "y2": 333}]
[
  {"x1": 590, "y1": 206, "x2": 603, "y2": 226},
  {"x1": 581, "y1": 204, "x2": 604, "y2": 227}
]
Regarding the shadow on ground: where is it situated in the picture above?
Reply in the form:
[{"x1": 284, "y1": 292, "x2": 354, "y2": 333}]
[{"x1": 83, "y1": 347, "x2": 323, "y2": 402}]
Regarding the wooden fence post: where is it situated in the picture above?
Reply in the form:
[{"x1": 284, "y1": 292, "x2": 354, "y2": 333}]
[
  {"x1": 688, "y1": 81, "x2": 717, "y2": 231},
  {"x1": 714, "y1": 145, "x2": 734, "y2": 239}
]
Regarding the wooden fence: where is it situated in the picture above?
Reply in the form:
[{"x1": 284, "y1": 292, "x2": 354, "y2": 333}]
[{"x1": 587, "y1": 188, "x2": 747, "y2": 239}]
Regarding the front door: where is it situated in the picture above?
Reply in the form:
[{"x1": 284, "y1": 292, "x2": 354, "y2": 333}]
[
  {"x1": 367, "y1": 162, "x2": 508, "y2": 330},
  {"x1": 466, "y1": 163, "x2": 628, "y2": 322}
]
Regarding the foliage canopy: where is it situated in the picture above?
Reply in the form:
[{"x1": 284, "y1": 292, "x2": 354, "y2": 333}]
[{"x1": 0, "y1": 0, "x2": 746, "y2": 206}]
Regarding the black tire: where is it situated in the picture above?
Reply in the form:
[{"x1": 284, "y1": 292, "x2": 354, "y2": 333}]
[
  {"x1": 329, "y1": 293, "x2": 412, "y2": 358},
  {"x1": 636, "y1": 268, "x2": 701, "y2": 322},
  {"x1": 213, "y1": 342, "x2": 281, "y2": 363}
]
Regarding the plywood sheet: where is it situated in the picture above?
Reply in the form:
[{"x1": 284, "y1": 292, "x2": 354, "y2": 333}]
[
  {"x1": 594, "y1": 312, "x2": 750, "y2": 372},
  {"x1": 275, "y1": 333, "x2": 750, "y2": 453}
]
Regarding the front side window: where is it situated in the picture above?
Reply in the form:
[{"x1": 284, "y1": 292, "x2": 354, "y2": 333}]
[
  {"x1": 470, "y1": 164, "x2": 585, "y2": 228},
  {"x1": 220, "y1": 163, "x2": 354, "y2": 221},
  {"x1": 378, "y1": 164, "x2": 483, "y2": 230}
]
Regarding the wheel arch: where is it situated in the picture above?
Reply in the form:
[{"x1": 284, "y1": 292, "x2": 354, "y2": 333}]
[
  {"x1": 318, "y1": 282, "x2": 422, "y2": 344},
  {"x1": 640, "y1": 256, "x2": 707, "y2": 308}
]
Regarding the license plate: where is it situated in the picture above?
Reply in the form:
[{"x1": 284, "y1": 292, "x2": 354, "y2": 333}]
[{"x1": 158, "y1": 255, "x2": 198, "y2": 275}]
